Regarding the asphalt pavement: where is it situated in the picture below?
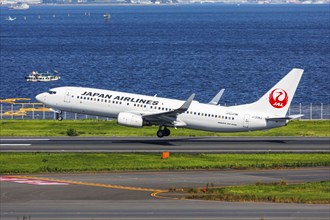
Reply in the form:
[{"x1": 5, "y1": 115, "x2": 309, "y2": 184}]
[
  {"x1": 1, "y1": 168, "x2": 329, "y2": 220},
  {"x1": 1, "y1": 136, "x2": 329, "y2": 153}
]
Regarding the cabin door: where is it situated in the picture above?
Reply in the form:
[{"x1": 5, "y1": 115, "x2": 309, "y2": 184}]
[
  {"x1": 64, "y1": 89, "x2": 72, "y2": 103},
  {"x1": 243, "y1": 114, "x2": 250, "y2": 128}
]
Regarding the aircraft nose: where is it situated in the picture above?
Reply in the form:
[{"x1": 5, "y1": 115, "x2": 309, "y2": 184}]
[{"x1": 35, "y1": 92, "x2": 46, "y2": 103}]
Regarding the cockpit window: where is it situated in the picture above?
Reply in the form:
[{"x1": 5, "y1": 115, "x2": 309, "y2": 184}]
[{"x1": 48, "y1": 90, "x2": 56, "y2": 95}]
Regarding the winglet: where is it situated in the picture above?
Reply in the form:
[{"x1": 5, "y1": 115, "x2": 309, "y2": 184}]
[
  {"x1": 179, "y1": 93, "x2": 195, "y2": 111},
  {"x1": 209, "y1": 89, "x2": 225, "y2": 105}
]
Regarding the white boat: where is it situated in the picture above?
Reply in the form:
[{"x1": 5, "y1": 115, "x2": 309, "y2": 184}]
[
  {"x1": 9, "y1": 2, "x2": 29, "y2": 10},
  {"x1": 104, "y1": 13, "x2": 111, "y2": 20},
  {"x1": 25, "y1": 71, "x2": 61, "y2": 82},
  {"x1": 5, "y1": 16, "x2": 16, "y2": 21}
]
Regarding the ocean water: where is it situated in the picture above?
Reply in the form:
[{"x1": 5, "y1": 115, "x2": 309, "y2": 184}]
[{"x1": 0, "y1": 4, "x2": 329, "y2": 105}]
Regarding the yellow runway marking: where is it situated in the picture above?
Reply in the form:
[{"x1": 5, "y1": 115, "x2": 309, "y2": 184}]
[{"x1": 8, "y1": 175, "x2": 169, "y2": 198}]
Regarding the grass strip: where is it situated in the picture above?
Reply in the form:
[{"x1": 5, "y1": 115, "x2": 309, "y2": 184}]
[
  {"x1": 0, "y1": 153, "x2": 329, "y2": 174},
  {"x1": 184, "y1": 181, "x2": 330, "y2": 204},
  {"x1": 0, "y1": 120, "x2": 329, "y2": 137}
]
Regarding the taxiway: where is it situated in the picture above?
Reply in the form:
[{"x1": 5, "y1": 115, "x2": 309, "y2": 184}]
[{"x1": 1, "y1": 168, "x2": 329, "y2": 220}]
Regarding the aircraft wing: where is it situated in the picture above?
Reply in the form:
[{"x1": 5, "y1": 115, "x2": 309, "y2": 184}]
[{"x1": 141, "y1": 93, "x2": 195, "y2": 126}]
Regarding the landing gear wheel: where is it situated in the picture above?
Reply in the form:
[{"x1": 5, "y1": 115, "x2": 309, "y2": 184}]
[
  {"x1": 156, "y1": 127, "x2": 170, "y2": 138},
  {"x1": 157, "y1": 130, "x2": 164, "y2": 138},
  {"x1": 56, "y1": 112, "x2": 63, "y2": 121},
  {"x1": 164, "y1": 128, "x2": 170, "y2": 136}
]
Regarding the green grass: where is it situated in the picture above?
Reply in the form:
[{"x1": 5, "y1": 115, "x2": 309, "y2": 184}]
[
  {"x1": 0, "y1": 153, "x2": 329, "y2": 174},
  {"x1": 184, "y1": 181, "x2": 330, "y2": 204},
  {"x1": 0, "y1": 120, "x2": 329, "y2": 136}
]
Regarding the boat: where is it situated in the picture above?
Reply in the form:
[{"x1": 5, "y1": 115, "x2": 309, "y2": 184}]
[
  {"x1": 9, "y1": 2, "x2": 29, "y2": 10},
  {"x1": 5, "y1": 16, "x2": 16, "y2": 21},
  {"x1": 104, "y1": 13, "x2": 111, "y2": 20},
  {"x1": 25, "y1": 70, "x2": 60, "y2": 82}
]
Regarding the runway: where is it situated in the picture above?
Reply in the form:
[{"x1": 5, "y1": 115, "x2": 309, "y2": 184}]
[
  {"x1": 1, "y1": 136, "x2": 329, "y2": 153},
  {"x1": 1, "y1": 168, "x2": 329, "y2": 220}
]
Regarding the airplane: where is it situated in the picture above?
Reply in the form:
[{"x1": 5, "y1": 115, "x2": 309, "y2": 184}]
[{"x1": 36, "y1": 68, "x2": 304, "y2": 138}]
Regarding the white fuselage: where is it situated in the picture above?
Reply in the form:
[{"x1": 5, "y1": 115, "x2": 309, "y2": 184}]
[{"x1": 36, "y1": 86, "x2": 285, "y2": 132}]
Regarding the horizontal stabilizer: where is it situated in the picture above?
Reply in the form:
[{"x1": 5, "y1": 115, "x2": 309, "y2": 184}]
[{"x1": 266, "y1": 114, "x2": 303, "y2": 122}]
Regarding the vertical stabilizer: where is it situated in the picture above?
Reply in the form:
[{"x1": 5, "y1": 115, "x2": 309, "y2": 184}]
[{"x1": 250, "y1": 68, "x2": 304, "y2": 117}]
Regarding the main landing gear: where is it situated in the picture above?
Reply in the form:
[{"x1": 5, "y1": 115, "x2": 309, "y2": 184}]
[
  {"x1": 55, "y1": 111, "x2": 63, "y2": 121},
  {"x1": 157, "y1": 126, "x2": 170, "y2": 138}
]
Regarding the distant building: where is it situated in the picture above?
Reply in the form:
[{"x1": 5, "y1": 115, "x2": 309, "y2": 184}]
[
  {"x1": 2, "y1": 0, "x2": 328, "y2": 5},
  {"x1": 0, "y1": 0, "x2": 41, "y2": 4},
  {"x1": 26, "y1": 0, "x2": 42, "y2": 4}
]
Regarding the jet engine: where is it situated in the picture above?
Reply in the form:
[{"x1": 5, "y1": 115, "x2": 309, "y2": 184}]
[{"x1": 117, "y1": 112, "x2": 144, "y2": 128}]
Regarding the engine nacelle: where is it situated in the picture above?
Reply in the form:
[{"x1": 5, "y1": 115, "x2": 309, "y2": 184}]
[{"x1": 117, "y1": 112, "x2": 144, "y2": 128}]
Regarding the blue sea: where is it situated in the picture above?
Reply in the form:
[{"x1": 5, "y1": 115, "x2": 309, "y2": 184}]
[{"x1": 0, "y1": 4, "x2": 329, "y2": 105}]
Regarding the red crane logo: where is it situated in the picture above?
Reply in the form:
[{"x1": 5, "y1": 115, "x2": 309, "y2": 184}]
[{"x1": 269, "y1": 88, "x2": 288, "y2": 108}]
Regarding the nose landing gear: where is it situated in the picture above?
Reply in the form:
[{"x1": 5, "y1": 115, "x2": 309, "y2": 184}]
[
  {"x1": 55, "y1": 111, "x2": 63, "y2": 121},
  {"x1": 157, "y1": 126, "x2": 171, "y2": 138}
]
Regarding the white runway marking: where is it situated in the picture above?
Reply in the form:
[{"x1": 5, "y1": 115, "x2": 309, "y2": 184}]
[
  {"x1": 0, "y1": 139, "x2": 49, "y2": 146},
  {"x1": 0, "y1": 139, "x2": 49, "y2": 141},
  {"x1": 0, "y1": 177, "x2": 69, "y2": 185},
  {"x1": 0, "y1": 144, "x2": 31, "y2": 146}
]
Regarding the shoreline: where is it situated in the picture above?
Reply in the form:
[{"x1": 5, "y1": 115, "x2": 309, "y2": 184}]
[{"x1": 1, "y1": 3, "x2": 329, "y2": 7}]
